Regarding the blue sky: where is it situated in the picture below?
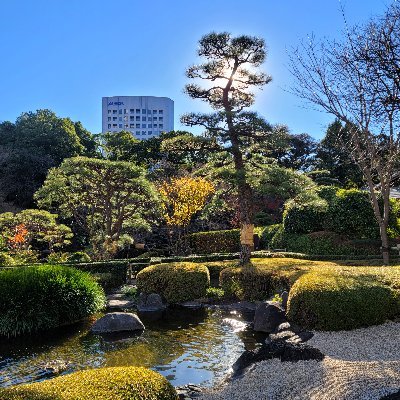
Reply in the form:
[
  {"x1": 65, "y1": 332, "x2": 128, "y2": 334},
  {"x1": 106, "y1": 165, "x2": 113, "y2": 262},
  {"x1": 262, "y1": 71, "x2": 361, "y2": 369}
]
[{"x1": 0, "y1": 0, "x2": 392, "y2": 139}]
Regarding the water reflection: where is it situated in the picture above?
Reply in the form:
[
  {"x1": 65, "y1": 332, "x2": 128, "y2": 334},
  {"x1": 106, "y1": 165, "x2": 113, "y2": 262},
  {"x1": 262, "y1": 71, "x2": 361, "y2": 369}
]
[{"x1": 0, "y1": 308, "x2": 266, "y2": 388}]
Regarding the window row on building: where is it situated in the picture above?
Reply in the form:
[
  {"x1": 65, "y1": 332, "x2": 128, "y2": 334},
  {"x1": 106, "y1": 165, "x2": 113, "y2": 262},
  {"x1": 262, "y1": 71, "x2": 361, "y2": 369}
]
[
  {"x1": 107, "y1": 109, "x2": 164, "y2": 115},
  {"x1": 108, "y1": 123, "x2": 164, "y2": 129},
  {"x1": 107, "y1": 116, "x2": 164, "y2": 122}
]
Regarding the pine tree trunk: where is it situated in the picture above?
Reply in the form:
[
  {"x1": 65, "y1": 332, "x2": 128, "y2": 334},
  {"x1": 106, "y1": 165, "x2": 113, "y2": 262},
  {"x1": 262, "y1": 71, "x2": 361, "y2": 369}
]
[
  {"x1": 240, "y1": 243, "x2": 252, "y2": 265},
  {"x1": 238, "y1": 182, "x2": 254, "y2": 266}
]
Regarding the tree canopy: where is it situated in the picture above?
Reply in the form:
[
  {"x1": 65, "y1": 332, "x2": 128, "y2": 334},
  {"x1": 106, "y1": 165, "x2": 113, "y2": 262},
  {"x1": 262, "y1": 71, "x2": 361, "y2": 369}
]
[
  {"x1": 0, "y1": 110, "x2": 96, "y2": 208},
  {"x1": 35, "y1": 157, "x2": 160, "y2": 258}
]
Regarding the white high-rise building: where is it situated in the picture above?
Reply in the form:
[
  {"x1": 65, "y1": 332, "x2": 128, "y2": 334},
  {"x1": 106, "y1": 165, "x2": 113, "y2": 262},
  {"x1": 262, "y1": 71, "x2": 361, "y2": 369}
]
[{"x1": 102, "y1": 96, "x2": 174, "y2": 139}]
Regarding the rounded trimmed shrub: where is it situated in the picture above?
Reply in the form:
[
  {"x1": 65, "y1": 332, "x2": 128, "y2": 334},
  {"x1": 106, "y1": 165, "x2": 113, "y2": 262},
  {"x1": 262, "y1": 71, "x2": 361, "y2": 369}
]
[
  {"x1": 136, "y1": 262, "x2": 210, "y2": 303},
  {"x1": 287, "y1": 272, "x2": 399, "y2": 331},
  {"x1": 0, "y1": 265, "x2": 105, "y2": 337},
  {"x1": 0, "y1": 366, "x2": 178, "y2": 400},
  {"x1": 220, "y1": 265, "x2": 295, "y2": 301}
]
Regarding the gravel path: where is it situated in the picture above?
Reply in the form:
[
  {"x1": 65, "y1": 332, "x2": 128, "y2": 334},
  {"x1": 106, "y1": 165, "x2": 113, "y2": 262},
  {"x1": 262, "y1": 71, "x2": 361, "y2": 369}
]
[{"x1": 199, "y1": 322, "x2": 400, "y2": 400}]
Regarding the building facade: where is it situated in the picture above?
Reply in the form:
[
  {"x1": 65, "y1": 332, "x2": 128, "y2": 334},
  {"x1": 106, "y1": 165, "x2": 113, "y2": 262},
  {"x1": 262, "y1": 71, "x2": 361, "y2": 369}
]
[{"x1": 102, "y1": 96, "x2": 174, "y2": 139}]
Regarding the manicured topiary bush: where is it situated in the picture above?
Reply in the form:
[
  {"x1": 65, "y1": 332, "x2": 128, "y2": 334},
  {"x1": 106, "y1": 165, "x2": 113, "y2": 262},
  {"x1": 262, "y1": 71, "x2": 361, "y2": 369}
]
[
  {"x1": 188, "y1": 229, "x2": 240, "y2": 254},
  {"x1": 287, "y1": 271, "x2": 399, "y2": 330},
  {"x1": 136, "y1": 262, "x2": 210, "y2": 303},
  {"x1": 0, "y1": 366, "x2": 178, "y2": 400},
  {"x1": 220, "y1": 264, "x2": 297, "y2": 301},
  {"x1": 0, "y1": 265, "x2": 105, "y2": 337}
]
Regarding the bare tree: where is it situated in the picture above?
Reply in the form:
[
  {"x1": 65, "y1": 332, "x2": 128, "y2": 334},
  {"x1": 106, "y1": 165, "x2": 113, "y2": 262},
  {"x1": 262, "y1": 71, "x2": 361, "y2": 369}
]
[{"x1": 289, "y1": 3, "x2": 400, "y2": 264}]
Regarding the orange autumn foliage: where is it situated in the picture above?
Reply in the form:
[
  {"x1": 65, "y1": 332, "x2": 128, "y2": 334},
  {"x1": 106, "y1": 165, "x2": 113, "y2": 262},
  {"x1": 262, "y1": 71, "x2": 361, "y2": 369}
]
[{"x1": 8, "y1": 224, "x2": 29, "y2": 249}]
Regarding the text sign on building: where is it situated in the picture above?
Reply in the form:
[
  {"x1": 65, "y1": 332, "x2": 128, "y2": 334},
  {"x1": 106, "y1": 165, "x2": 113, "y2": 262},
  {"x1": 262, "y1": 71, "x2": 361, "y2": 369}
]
[{"x1": 108, "y1": 102, "x2": 124, "y2": 106}]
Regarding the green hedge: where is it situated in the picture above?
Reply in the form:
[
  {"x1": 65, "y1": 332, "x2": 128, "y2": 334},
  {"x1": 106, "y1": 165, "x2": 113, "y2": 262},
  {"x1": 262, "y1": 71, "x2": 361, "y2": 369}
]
[
  {"x1": 0, "y1": 265, "x2": 105, "y2": 337},
  {"x1": 0, "y1": 366, "x2": 177, "y2": 400},
  {"x1": 270, "y1": 227, "x2": 382, "y2": 256},
  {"x1": 188, "y1": 229, "x2": 240, "y2": 254},
  {"x1": 150, "y1": 253, "x2": 240, "y2": 264},
  {"x1": 287, "y1": 271, "x2": 399, "y2": 330},
  {"x1": 136, "y1": 262, "x2": 210, "y2": 303},
  {"x1": 220, "y1": 264, "x2": 295, "y2": 301}
]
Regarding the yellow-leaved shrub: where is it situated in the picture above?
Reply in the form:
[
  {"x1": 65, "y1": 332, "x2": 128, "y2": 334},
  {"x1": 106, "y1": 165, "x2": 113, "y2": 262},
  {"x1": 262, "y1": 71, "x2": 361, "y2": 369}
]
[
  {"x1": 0, "y1": 366, "x2": 178, "y2": 400},
  {"x1": 159, "y1": 177, "x2": 214, "y2": 227}
]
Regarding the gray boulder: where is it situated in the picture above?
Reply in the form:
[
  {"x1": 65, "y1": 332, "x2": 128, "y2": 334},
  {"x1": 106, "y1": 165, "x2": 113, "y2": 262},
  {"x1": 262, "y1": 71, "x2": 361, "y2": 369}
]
[
  {"x1": 253, "y1": 301, "x2": 286, "y2": 333},
  {"x1": 91, "y1": 312, "x2": 144, "y2": 333},
  {"x1": 137, "y1": 293, "x2": 166, "y2": 312}
]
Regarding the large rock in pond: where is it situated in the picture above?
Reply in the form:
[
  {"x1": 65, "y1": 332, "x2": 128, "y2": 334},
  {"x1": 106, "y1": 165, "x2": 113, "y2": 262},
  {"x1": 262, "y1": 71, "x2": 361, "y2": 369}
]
[
  {"x1": 137, "y1": 293, "x2": 166, "y2": 312},
  {"x1": 91, "y1": 312, "x2": 144, "y2": 333},
  {"x1": 253, "y1": 301, "x2": 286, "y2": 333}
]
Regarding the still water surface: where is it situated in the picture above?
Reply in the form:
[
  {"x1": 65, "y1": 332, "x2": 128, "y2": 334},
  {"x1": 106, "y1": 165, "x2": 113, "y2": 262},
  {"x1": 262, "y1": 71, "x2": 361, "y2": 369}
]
[{"x1": 0, "y1": 307, "x2": 266, "y2": 388}]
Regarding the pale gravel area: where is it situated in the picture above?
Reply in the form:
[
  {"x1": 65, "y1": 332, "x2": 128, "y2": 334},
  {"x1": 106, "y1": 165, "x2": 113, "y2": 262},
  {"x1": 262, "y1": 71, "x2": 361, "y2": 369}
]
[{"x1": 200, "y1": 321, "x2": 400, "y2": 400}]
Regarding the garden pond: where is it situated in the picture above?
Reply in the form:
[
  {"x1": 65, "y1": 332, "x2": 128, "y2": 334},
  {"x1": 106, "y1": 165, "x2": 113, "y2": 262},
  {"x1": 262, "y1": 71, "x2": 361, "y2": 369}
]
[{"x1": 0, "y1": 307, "x2": 266, "y2": 388}]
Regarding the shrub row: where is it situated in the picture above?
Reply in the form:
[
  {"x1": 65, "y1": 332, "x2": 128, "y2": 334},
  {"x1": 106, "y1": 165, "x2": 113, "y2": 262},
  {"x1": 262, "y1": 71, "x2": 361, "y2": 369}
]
[
  {"x1": 145, "y1": 251, "x2": 397, "y2": 264},
  {"x1": 266, "y1": 226, "x2": 383, "y2": 256},
  {"x1": 188, "y1": 229, "x2": 240, "y2": 254},
  {"x1": 0, "y1": 366, "x2": 177, "y2": 400},
  {"x1": 137, "y1": 262, "x2": 210, "y2": 303},
  {"x1": 149, "y1": 253, "x2": 240, "y2": 265},
  {"x1": 0, "y1": 265, "x2": 105, "y2": 337}
]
